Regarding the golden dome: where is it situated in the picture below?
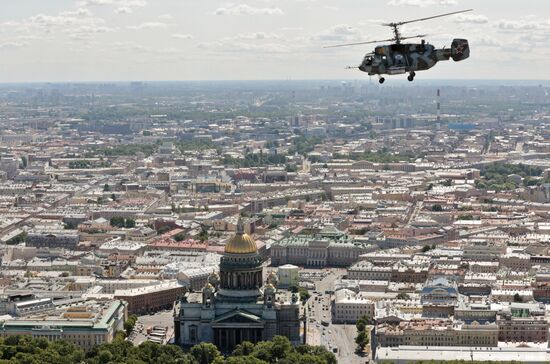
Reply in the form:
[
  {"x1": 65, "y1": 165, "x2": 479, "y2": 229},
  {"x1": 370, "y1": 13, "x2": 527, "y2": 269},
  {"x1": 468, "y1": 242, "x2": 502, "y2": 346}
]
[{"x1": 225, "y1": 232, "x2": 257, "y2": 254}]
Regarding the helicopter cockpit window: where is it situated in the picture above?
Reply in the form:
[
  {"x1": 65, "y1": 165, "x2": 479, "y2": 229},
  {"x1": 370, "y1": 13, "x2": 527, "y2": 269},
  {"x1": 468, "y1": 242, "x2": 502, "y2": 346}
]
[
  {"x1": 373, "y1": 54, "x2": 382, "y2": 64},
  {"x1": 394, "y1": 54, "x2": 405, "y2": 66},
  {"x1": 365, "y1": 55, "x2": 373, "y2": 65}
]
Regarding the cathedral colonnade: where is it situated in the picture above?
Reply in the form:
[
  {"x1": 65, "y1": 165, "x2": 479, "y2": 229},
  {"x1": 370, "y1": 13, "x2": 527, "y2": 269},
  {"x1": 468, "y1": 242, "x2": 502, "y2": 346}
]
[
  {"x1": 220, "y1": 270, "x2": 262, "y2": 289},
  {"x1": 213, "y1": 327, "x2": 263, "y2": 351}
]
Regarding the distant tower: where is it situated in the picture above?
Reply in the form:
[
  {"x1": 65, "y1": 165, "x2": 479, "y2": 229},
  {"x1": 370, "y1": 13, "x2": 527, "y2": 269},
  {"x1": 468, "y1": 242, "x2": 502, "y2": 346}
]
[{"x1": 436, "y1": 89, "x2": 441, "y2": 123}]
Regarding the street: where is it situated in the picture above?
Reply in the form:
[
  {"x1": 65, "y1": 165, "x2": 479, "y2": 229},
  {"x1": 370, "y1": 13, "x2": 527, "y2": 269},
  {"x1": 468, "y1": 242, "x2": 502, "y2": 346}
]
[{"x1": 304, "y1": 268, "x2": 367, "y2": 364}]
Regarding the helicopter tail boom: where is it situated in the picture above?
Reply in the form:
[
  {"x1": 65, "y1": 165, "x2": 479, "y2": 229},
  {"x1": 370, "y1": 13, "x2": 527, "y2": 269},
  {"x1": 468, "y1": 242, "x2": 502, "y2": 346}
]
[{"x1": 451, "y1": 39, "x2": 469, "y2": 61}]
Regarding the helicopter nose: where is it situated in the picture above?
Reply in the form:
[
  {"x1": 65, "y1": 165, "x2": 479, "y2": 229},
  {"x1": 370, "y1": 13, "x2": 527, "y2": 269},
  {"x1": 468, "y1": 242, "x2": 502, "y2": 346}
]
[{"x1": 359, "y1": 65, "x2": 366, "y2": 72}]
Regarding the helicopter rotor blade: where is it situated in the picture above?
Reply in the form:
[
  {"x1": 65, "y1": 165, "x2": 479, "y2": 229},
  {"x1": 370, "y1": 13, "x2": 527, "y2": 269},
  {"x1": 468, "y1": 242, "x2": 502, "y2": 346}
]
[
  {"x1": 383, "y1": 9, "x2": 473, "y2": 27},
  {"x1": 323, "y1": 38, "x2": 396, "y2": 48},
  {"x1": 399, "y1": 34, "x2": 428, "y2": 41}
]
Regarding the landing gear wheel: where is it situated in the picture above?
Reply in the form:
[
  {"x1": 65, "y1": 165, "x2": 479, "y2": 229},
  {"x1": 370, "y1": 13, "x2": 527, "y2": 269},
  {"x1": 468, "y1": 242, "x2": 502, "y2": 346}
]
[
  {"x1": 379, "y1": 77, "x2": 385, "y2": 84},
  {"x1": 407, "y1": 75, "x2": 414, "y2": 82}
]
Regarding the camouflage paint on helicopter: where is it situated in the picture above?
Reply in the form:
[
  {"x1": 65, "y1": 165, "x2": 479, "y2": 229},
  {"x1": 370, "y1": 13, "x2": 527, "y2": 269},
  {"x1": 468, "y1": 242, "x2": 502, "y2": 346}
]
[
  {"x1": 325, "y1": 9, "x2": 473, "y2": 83},
  {"x1": 358, "y1": 39, "x2": 470, "y2": 76}
]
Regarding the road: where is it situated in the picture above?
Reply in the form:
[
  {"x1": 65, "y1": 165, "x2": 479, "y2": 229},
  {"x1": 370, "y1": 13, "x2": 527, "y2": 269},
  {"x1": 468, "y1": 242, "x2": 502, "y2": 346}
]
[
  {"x1": 304, "y1": 268, "x2": 366, "y2": 364},
  {"x1": 406, "y1": 201, "x2": 423, "y2": 226}
]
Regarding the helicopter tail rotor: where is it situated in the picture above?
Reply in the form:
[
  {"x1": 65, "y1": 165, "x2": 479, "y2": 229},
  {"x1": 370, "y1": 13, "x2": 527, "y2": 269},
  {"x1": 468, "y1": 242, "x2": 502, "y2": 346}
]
[{"x1": 451, "y1": 38, "x2": 469, "y2": 61}]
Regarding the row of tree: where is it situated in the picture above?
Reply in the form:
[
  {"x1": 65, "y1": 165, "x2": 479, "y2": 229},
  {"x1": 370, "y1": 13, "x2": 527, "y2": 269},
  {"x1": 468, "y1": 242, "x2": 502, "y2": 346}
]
[
  {"x1": 0, "y1": 335, "x2": 336, "y2": 364},
  {"x1": 355, "y1": 315, "x2": 370, "y2": 355},
  {"x1": 88, "y1": 144, "x2": 158, "y2": 157},
  {"x1": 124, "y1": 315, "x2": 138, "y2": 336}
]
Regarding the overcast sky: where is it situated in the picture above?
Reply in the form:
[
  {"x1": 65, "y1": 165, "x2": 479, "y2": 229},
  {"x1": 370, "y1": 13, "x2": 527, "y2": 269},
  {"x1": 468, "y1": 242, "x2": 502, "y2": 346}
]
[{"x1": 0, "y1": 0, "x2": 549, "y2": 82}]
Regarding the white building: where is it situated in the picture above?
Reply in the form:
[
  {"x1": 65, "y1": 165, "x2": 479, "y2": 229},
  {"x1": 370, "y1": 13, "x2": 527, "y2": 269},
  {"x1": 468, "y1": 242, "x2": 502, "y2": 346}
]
[
  {"x1": 277, "y1": 264, "x2": 299, "y2": 288},
  {"x1": 332, "y1": 288, "x2": 375, "y2": 324}
]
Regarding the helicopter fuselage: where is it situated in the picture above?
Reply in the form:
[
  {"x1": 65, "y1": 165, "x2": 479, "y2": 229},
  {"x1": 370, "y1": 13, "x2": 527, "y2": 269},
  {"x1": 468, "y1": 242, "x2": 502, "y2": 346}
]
[{"x1": 358, "y1": 39, "x2": 469, "y2": 77}]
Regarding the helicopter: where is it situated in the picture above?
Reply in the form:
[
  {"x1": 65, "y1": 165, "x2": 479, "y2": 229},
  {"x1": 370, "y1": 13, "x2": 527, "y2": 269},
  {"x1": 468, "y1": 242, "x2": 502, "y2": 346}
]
[{"x1": 325, "y1": 9, "x2": 472, "y2": 84}]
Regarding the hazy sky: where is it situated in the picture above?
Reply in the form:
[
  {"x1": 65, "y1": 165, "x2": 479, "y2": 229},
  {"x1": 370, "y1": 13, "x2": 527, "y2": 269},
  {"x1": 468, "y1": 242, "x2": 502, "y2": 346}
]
[{"x1": 0, "y1": 0, "x2": 549, "y2": 82}]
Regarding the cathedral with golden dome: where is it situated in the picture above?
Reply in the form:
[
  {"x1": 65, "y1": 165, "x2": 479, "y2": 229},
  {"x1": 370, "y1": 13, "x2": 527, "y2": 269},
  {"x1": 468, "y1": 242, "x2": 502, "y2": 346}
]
[{"x1": 174, "y1": 220, "x2": 301, "y2": 351}]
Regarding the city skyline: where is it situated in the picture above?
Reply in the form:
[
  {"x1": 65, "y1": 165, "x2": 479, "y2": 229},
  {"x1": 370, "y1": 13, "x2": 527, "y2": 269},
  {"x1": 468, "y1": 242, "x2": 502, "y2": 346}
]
[{"x1": 1, "y1": 0, "x2": 549, "y2": 82}]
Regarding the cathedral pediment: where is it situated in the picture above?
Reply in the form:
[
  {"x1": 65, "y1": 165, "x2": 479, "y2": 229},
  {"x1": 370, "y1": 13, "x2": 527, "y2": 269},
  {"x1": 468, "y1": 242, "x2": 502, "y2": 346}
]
[{"x1": 213, "y1": 310, "x2": 263, "y2": 325}]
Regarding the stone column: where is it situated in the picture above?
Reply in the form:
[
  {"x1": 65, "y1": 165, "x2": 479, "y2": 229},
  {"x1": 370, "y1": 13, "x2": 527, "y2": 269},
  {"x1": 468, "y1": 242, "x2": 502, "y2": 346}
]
[{"x1": 230, "y1": 329, "x2": 236, "y2": 349}]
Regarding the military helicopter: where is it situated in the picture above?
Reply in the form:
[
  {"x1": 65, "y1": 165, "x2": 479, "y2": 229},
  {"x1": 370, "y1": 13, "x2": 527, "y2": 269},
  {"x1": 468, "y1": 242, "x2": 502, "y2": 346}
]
[{"x1": 325, "y1": 9, "x2": 472, "y2": 84}]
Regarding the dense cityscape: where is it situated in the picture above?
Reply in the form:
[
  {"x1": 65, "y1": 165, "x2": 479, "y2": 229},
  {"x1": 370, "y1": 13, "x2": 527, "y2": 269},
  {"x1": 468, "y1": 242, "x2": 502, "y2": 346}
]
[{"x1": 0, "y1": 80, "x2": 546, "y2": 363}]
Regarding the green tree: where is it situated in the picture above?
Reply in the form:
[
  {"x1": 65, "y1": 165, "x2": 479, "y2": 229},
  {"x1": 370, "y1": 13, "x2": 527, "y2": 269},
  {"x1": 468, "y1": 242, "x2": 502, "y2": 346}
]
[
  {"x1": 396, "y1": 292, "x2": 410, "y2": 300},
  {"x1": 123, "y1": 314, "x2": 138, "y2": 336},
  {"x1": 250, "y1": 341, "x2": 274, "y2": 363},
  {"x1": 270, "y1": 336, "x2": 293, "y2": 361},
  {"x1": 297, "y1": 287, "x2": 310, "y2": 304},
  {"x1": 226, "y1": 356, "x2": 268, "y2": 364},
  {"x1": 355, "y1": 330, "x2": 369, "y2": 352},
  {"x1": 110, "y1": 216, "x2": 125, "y2": 228},
  {"x1": 190, "y1": 342, "x2": 222, "y2": 364},
  {"x1": 198, "y1": 225, "x2": 209, "y2": 242},
  {"x1": 232, "y1": 341, "x2": 256, "y2": 357},
  {"x1": 6, "y1": 232, "x2": 27, "y2": 245}
]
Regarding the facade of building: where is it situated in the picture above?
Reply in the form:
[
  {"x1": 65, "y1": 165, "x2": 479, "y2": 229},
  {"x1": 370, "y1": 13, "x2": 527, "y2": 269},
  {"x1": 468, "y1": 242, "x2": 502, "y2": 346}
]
[
  {"x1": 0, "y1": 300, "x2": 127, "y2": 351},
  {"x1": 26, "y1": 231, "x2": 79, "y2": 249},
  {"x1": 500, "y1": 252, "x2": 531, "y2": 272},
  {"x1": 332, "y1": 288, "x2": 375, "y2": 324},
  {"x1": 174, "y1": 221, "x2": 300, "y2": 351},
  {"x1": 497, "y1": 315, "x2": 549, "y2": 343},
  {"x1": 421, "y1": 276, "x2": 459, "y2": 305},
  {"x1": 377, "y1": 320, "x2": 499, "y2": 348},
  {"x1": 114, "y1": 281, "x2": 185, "y2": 314},
  {"x1": 270, "y1": 225, "x2": 372, "y2": 267}
]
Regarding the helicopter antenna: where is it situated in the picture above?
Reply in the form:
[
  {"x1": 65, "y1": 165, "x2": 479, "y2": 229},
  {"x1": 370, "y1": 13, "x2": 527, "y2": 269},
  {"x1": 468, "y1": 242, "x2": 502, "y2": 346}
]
[{"x1": 383, "y1": 9, "x2": 473, "y2": 43}]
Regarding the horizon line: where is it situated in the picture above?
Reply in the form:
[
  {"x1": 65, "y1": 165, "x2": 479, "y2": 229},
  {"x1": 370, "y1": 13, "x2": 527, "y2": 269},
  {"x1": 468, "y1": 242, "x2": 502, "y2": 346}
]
[{"x1": 0, "y1": 78, "x2": 549, "y2": 85}]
